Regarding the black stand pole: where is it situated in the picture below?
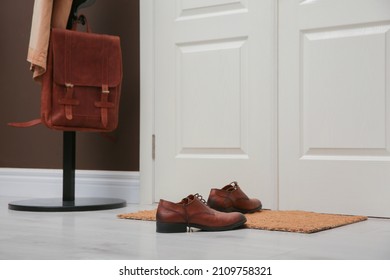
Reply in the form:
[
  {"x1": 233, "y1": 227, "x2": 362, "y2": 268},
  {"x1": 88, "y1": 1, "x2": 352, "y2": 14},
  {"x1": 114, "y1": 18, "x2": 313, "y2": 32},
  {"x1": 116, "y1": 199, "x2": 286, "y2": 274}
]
[
  {"x1": 8, "y1": 1, "x2": 126, "y2": 212},
  {"x1": 63, "y1": 131, "x2": 76, "y2": 202}
]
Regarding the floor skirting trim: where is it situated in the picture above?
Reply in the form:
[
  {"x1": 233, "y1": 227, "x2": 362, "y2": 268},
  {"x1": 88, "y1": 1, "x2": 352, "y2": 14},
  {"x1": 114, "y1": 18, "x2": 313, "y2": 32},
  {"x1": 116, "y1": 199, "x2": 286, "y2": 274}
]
[{"x1": 0, "y1": 168, "x2": 140, "y2": 203}]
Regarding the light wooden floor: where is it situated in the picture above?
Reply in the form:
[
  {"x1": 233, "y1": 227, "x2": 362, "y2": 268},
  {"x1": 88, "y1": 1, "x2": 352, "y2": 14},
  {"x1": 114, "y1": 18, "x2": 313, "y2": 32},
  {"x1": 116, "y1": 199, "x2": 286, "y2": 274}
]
[{"x1": 1, "y1": 196, "x2": 390, "y2": 260}]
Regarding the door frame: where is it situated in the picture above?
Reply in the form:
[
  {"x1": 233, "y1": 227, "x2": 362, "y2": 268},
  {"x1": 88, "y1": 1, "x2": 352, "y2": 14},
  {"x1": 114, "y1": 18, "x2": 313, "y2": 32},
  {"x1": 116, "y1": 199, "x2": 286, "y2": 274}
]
[
  {"x1": 139, "y1": 0, "x2": 155, "y2": 204},
  {"x1": 139, "y1": 0, "x2": 279, "y2": 207}
]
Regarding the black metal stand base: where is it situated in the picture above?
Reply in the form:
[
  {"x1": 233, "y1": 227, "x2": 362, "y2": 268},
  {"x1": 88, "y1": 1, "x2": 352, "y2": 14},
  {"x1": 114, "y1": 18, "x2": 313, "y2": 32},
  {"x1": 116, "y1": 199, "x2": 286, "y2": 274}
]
[
  {"x1": 8, "y1": 197, "x2": 127, "y2": 212},
  {"x1": 8, "y1": 132, "x2": 127, "y2": 212}
]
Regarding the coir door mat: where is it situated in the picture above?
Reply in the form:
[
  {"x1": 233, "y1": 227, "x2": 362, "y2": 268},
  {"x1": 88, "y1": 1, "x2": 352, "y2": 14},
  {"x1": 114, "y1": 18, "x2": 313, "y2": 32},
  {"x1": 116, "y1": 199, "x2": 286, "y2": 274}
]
[{"x1": 117, "y1": 209, "x2": 367, "y2": 233}]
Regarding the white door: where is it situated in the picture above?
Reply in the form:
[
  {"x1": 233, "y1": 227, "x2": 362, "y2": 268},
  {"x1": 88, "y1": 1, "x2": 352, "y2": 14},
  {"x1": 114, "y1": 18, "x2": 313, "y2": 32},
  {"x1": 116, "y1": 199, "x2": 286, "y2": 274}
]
[
  {"x1": 279, "y1": 0, "x2": 390, "y2": 217},
  {"x1": 153, "y1": 0, "x2": 277, "y2": 206}
]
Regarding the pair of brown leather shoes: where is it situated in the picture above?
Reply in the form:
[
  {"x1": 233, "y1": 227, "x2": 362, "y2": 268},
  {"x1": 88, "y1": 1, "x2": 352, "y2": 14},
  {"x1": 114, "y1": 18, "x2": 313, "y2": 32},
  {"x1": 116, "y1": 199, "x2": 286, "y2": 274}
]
[{"x1": 156, "y1": 182, "x2": 262, "y2": 233}]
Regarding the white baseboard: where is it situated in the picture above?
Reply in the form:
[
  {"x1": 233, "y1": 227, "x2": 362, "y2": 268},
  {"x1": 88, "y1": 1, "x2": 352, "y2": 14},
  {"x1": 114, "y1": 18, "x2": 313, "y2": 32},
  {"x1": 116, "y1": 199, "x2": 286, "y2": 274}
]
[{"x1": 0, "y1": 168, "x2": 140, "y2": 203}]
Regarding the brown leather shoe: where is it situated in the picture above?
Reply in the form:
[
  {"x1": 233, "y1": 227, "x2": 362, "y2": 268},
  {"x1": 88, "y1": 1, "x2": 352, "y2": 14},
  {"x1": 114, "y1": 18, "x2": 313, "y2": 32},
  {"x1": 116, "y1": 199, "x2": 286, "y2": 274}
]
[
  {"x1": 207, "y1": 181, "x2": 262, "y2": 213},
  {"x1": 156, "y1": 193, "x2": 247, "y2": 233}
]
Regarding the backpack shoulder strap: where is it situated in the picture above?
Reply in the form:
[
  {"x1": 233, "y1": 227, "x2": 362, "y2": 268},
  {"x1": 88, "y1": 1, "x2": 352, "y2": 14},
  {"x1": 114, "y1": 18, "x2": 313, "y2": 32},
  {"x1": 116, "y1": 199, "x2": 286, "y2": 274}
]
[{"x1": 8, "y1": 119, "x2": 42, "y2": 128}]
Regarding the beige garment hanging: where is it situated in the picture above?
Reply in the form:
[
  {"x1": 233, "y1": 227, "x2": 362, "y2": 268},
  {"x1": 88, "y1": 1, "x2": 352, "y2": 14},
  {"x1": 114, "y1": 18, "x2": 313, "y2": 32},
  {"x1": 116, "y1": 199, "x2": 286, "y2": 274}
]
[{"x1": 27, "y1": 0, "x2": 73, "y2": 81}]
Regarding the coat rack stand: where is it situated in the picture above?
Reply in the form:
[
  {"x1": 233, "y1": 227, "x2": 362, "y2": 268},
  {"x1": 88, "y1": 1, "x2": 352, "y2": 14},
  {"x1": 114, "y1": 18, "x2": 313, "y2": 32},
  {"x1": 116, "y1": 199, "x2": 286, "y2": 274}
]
[{"x1": 8, "y1": 0, "x2": 127, "y2": 212}]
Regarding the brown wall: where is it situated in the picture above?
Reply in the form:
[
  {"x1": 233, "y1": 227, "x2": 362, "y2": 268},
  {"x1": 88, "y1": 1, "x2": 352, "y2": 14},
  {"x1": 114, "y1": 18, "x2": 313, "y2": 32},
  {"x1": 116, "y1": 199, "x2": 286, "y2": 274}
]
[{"x1": 0, "y1": 0, "x2": 140, "y2": 171}]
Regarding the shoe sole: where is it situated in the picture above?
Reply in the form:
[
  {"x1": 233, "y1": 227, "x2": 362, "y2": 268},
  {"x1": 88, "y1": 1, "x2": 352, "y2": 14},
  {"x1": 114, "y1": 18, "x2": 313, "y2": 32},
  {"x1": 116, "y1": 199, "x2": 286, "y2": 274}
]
[{"x1": 156, "y1": 217, "x2": 247, "y2": 233}]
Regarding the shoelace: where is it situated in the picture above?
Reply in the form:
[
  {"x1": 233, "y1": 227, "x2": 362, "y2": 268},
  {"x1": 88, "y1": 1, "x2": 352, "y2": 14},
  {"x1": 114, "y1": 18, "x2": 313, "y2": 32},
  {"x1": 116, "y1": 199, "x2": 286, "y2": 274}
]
[
  {"x1": 194, "y1": 193, "x2": 207, "y2": 205},
  {"x1": 227, "y1": 181, "x2": 239, "y2": 191},
  {"x1": 182, "y1": 193, "x2": 207, "y2": 233}
]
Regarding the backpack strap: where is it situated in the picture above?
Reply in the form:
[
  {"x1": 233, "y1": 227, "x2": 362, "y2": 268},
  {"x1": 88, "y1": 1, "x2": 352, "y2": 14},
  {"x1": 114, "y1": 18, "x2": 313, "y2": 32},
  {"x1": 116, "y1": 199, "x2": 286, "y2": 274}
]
[
  {"x1": 94, "y1": 40, "x2": 115, "y2": 129},
  {"x1": 8, "y1": 118, "x2": 42, "y2": 128},
  {"x1": 59, "y1": 31, "x2": 80, "y2": 121}
]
